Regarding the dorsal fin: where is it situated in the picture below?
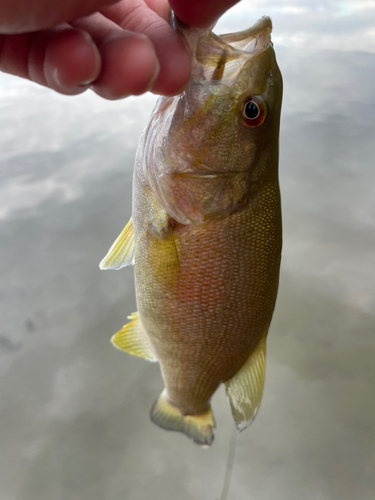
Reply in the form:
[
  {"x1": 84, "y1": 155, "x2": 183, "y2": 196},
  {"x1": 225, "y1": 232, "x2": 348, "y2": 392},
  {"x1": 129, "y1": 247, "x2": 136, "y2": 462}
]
[
  {"x1": 99, "y1": 218, "x2": 134, "y2": 270},
  {"x1": 224, "y1": 336, "x2": 266, "y2": 431},
  {"x1": 111, "y1": 312, "x2": 157, "y2": 362}
]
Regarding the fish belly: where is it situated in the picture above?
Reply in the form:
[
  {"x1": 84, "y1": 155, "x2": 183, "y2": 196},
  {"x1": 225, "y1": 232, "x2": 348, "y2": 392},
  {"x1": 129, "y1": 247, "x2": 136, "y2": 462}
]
[{"x1": 133, "y1": 173, "x2": 281, "y2": 417}]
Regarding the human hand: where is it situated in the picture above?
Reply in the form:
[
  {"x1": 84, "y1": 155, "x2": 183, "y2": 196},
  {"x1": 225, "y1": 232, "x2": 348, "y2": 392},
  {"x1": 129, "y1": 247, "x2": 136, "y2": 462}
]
[{"x1": 0, "y1": 0, "x2": 240, "y2": 99}]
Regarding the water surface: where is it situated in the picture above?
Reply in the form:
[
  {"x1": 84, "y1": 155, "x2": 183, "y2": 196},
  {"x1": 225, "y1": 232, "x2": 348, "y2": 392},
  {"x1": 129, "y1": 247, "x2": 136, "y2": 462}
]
[{"x1": 0, "y1": 2, "x2": 374, "y2": 499}]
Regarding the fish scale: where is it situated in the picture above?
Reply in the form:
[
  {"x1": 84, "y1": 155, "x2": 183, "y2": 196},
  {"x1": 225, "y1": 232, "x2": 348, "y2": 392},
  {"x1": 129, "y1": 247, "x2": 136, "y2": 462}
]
[{"x1": 133, "y1": 171, "x2": 281, "y2": 415}]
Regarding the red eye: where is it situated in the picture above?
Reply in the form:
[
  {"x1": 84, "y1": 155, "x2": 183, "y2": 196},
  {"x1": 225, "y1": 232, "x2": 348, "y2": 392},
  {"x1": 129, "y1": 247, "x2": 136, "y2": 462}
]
[{"x1": 241, "y1": 96, "x2": 267, "y2": 128}]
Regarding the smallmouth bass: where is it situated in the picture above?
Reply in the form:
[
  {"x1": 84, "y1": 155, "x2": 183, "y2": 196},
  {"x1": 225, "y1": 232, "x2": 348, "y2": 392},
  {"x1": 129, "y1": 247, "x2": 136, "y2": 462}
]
[{"x1": 101, "y1": 15, "x2": 283, "y2": 446}]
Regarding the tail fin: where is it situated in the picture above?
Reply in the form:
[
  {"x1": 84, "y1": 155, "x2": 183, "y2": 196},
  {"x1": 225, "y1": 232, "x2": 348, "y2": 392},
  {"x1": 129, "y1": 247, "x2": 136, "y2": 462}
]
[{"x1": 150, "y1": 390, "x2": 215, "y2": 446}]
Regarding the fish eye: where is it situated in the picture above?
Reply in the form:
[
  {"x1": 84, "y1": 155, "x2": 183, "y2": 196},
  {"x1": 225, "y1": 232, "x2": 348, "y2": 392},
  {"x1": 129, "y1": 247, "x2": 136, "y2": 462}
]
[{"x1": 241, "y1": 96, "x2": 267, "y2": 128}]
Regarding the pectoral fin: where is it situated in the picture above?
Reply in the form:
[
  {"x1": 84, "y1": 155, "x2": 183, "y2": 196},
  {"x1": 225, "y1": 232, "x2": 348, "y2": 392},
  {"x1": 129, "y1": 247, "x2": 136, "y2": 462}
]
[
  {"x1": 148, "y1": 229, "x2": 180, "y2": 277},
  {"x1": 111, "y1": 312, "x2": 157, "y2": 362},
  {"x1": 225, "y1": 337, "x2": 266, "y2": 431},
  {"x1": 99, "y1": 218, "x2": 134, "y2": 270},
  {"x1": 148, "y1": 209, "x2": 180, "y2": 277}
]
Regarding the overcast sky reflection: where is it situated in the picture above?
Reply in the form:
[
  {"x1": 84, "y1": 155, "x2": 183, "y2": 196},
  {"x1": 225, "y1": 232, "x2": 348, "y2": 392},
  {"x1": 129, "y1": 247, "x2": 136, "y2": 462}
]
[{"x1": 0, "y1": 1, "x2": 374, "y2": 499}]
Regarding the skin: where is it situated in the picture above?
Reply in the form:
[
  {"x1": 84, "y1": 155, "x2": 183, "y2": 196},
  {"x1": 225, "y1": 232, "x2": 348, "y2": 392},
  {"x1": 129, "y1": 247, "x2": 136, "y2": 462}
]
[{"x1": 0, "y1": 0, "x2": 240, "y2": 98}]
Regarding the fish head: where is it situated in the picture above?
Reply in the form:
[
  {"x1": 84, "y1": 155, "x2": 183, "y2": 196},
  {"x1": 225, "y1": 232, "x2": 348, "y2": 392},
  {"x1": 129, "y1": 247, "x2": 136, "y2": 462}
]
[{"x1": 143, "y1": 17, "x2": 283, "y2": 226}]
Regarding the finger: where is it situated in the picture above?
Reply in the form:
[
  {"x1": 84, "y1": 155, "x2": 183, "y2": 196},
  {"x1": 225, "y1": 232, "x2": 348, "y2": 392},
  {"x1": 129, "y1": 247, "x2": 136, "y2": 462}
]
[
  {"x1": 169, "y1": 0, "x2": 240, "y2": 29},
  {"x1": 101, "y1": 0, "x2": 191, "y2": 96},
  {"x1": 0, "y1": 0, "x2": 119, "y2": 34},
  {"x1": 0, "y1": 27, "x2": 101, "y2": 95},
  {"x1": 72, "y1": 13, "x2": 159, "y2": 99},
  {"x1": 92, "y1": 32, "x2": 159, "y2": 99},
  {"x1": 44, "y1": 29, "x2": 101, "y2": 94},
  {"x1": 143, "y1": 0, "x2": 170, "y2": 22}
]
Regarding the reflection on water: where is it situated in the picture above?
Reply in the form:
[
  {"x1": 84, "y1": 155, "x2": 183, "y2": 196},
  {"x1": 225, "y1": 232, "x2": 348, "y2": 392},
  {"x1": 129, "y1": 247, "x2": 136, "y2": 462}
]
[{"x1": 0, "y1": 1, "x2": 374, "y2": 499}]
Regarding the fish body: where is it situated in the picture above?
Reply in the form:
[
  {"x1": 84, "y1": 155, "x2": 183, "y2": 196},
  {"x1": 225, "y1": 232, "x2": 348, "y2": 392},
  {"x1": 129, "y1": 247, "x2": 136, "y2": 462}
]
[{"x1": 101, "y1": 16, "x2": 283, "y2": 445}]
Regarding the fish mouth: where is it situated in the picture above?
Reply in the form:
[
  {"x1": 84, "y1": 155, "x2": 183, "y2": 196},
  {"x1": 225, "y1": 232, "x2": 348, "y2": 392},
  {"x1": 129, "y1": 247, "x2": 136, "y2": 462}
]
[
  {"x1": 192, "y1": 17, "x2": 273, "y2": 86},
  {"x1": 220, "y1": 16, "x2": 273, "y2": 53}
]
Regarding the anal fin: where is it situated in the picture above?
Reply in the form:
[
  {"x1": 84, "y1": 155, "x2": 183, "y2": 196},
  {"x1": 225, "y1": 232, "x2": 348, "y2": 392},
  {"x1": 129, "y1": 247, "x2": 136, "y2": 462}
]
[
  {"x1": 225, "y1": 336, "x2": 266, "y2": 431},
  {"x1": 100, "y1": 218, "x2": 134, "y2": 270},
  {"x1": 111, "y1": 312, "x2": 157, "y2": 362},
  {"x1": 150, "y1": 390, "x2": 215, "y2": 446}
]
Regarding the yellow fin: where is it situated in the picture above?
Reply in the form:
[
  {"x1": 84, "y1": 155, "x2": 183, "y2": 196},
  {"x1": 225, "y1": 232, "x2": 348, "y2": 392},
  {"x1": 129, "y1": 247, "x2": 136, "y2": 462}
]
[
  {"x1": 100, "y1": 218, "x2": 134, "y2": 270},
  {"x1": 148, "y1": 225, "x2": 180, "y2": 277},
  {"x1": 225, "y1": 337, "x2": 266, "y2": 431},
  {"x1": 111, "y1": 312, "x2": 157, "y2": 361},
  {"x1": 150, "y1": 390, "x2": 215, "y2": 446}
]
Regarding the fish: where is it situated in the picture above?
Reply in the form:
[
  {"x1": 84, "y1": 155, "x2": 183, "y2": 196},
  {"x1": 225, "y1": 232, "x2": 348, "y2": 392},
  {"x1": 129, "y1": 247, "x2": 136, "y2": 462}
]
[{"x1": 100, "y1": 15, "x2": 283, "y2": 446}]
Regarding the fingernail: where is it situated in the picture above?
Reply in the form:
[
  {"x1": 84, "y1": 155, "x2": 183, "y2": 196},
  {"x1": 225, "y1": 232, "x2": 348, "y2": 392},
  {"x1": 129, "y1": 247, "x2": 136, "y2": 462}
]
[
  {"x1": 50, "y1": 66, "x2": 62, "y2": 87},
  {"x1": 147, "y1": 60, "x2": 160, "y2": 91},
  {"x1": 79, "y1": 77, "x2": 96, "y2": 86}
]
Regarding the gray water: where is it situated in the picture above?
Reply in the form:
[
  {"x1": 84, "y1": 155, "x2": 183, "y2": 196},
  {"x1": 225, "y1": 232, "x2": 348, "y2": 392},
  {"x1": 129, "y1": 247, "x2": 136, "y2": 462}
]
[{"x1": 0, "y1": 2, "x2": 374, "y2": 499}]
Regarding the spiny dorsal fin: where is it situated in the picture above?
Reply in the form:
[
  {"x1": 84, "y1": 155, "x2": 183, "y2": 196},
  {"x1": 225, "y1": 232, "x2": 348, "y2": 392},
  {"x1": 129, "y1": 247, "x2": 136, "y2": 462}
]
[
  {"x1": 111, "y1": 312, "x2": 157, "y2": 362},
  {"x1": 225, "y1": 336, "x2": 266, "y2": 431},
  {"x1": 99, "y1": 218, "x2": 134, "y2": 270}
]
